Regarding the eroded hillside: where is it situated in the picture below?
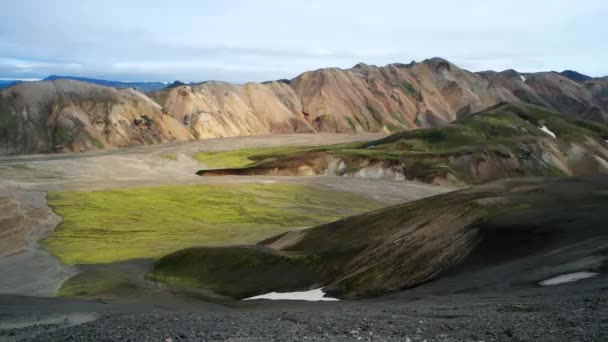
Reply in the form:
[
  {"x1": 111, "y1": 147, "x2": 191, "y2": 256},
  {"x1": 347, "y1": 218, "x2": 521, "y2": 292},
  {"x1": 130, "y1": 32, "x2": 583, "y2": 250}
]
[
  {"x1": 2, "y1": 58, "x2": 608, "y2": 154},
  {"x1": 151, "y1": 58, "x2": 608, "y2": 136},
  {"x1": 0, "y1": 80, "x2": 193, "y2": 154}
]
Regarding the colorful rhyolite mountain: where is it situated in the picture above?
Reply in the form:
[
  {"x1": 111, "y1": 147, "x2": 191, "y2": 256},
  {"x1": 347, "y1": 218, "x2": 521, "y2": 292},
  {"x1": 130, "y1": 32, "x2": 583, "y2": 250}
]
[{"x1": 1, "y1": 58, "x2": 607, "y2": 154}]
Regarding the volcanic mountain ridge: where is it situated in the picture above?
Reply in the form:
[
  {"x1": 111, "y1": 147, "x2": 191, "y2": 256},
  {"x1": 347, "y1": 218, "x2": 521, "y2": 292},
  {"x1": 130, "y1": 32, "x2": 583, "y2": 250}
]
[{"x1": 2, "y1": 58, "x2": 608, "y2": 154}]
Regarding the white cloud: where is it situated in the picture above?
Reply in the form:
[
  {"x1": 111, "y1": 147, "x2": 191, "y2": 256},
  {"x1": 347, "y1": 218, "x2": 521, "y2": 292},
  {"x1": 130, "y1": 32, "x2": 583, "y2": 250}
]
[{"x1": 0, "y1": 0, "x2": 606, "y2": 82}]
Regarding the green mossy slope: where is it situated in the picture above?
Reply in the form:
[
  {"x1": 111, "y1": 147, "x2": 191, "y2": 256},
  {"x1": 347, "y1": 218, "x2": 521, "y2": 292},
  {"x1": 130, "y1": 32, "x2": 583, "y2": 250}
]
[
  {"x1": 43, "y1": 183, "x2": 383, "y2": 265},
  {"x1": 150, "y1": 245, "x2": 324, "y2": 299}
]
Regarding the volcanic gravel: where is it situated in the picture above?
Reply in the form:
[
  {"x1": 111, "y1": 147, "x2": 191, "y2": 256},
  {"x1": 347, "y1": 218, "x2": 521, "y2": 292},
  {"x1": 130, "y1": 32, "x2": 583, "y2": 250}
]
[{"x1": 4, "y1": 278, "x2": 607, "y2": 342}]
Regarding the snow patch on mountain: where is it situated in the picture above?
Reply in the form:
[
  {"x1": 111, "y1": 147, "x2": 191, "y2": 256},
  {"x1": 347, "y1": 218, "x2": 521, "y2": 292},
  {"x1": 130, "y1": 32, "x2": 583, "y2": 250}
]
[
  {"x1": 539, "y1": 272, "x2": 599, "y2": 286},
  {"x1": 539, "y1": 125, "x2": 556, "y2": 138}
]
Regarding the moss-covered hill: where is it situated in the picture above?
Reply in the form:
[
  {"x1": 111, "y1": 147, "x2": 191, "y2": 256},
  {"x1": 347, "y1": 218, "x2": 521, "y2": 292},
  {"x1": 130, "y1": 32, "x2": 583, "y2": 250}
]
[
  {"x1": 198, "y1": 103, "x2": 608, "y2": 185},
  {"x1": 150, "y1": 176, "x2": 608, "y2": 299}
]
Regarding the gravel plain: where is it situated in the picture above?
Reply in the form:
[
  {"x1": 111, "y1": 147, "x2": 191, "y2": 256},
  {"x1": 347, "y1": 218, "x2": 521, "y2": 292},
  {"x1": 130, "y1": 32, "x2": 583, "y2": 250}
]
[{"x1": 1, "y1": 275, "x2": 606, "y2": 342}]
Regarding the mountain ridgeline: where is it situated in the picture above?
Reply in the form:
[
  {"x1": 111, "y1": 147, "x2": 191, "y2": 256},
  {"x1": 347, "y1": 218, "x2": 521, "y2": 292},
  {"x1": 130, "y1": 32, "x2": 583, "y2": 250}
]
[
  {"x1": 43, "y1": 76, "x2": 169, "y2": 92},
  {"x1": 1, "y1": 58, "x2": 607, "y2": 154}
]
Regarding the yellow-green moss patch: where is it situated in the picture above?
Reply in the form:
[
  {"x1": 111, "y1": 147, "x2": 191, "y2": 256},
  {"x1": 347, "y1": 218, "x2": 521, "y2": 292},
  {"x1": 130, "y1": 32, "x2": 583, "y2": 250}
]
[{"x1": 43, "y1": 183, "x2": 383, "y2": 265}]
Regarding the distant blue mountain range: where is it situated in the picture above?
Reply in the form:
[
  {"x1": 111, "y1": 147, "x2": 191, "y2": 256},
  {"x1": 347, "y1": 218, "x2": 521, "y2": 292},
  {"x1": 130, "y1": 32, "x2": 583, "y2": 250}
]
[
  {"x1": 0, "y1": 77, "x2": 171, "y2": 92},
  {"x1": 0, "y1": 76, "x2": 201, "y2": 92},
  {"x1": 0, "y1": 80, "x2": 22, "y2": 89},
  {"x1": 43, "y1": 75, "x2": 169, "y2": 92}
]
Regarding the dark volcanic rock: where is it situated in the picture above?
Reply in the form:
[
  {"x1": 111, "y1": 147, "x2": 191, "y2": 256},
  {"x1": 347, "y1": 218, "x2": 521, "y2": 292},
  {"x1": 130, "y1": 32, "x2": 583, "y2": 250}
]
[
  {"x1": 559, "y1": 70, "x2": 593, "y2": 82},
  {"x1": 6, "y1": 277, "x2": 608, "y2": 341}
]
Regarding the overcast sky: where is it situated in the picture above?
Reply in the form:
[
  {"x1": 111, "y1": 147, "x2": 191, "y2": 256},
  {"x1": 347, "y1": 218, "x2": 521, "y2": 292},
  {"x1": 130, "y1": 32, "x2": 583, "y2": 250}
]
[{"x1": 1, "y1": 0, "x2": 606, "y2": 83}]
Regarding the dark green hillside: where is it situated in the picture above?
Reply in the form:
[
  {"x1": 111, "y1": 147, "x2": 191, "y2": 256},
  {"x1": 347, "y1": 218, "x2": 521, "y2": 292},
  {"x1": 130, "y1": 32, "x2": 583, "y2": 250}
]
[{"x1": 151, "y1": 176, "x2": 608, "y2": 299}]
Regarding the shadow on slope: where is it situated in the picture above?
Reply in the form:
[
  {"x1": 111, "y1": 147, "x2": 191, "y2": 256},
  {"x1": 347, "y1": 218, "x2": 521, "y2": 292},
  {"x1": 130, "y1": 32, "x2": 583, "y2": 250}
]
[{"x1": 150, "y1": 176, "x2": 608, "y2": 299}]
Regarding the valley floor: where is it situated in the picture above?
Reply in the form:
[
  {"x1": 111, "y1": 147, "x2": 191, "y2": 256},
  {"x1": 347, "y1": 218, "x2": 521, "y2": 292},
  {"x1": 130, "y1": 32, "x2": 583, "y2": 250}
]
[
  {"x1": 3, "y1": 133, "x2": 605, "y2": 341},
  {"x1": 0, "y1": 133, "x2": 448, "y2": 297}
]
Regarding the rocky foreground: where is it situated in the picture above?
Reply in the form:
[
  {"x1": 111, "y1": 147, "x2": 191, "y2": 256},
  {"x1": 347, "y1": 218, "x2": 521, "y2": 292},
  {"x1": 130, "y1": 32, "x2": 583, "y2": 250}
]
[{"x1": 1, "y1": 275, "x2": 606, "y2": 342}]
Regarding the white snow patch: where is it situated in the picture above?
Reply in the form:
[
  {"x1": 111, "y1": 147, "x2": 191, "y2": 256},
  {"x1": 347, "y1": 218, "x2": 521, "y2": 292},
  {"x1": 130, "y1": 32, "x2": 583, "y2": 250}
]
[
  {"x1": 539, "y1": 272, "x2": 599, "y2": 286},
  {"x1": 539, "y1": 125, "x2": 556, "y2": 138},
  {"x1": 520, "y1": 75, "x2": 527, "y2": 82},
  {"x1": 244, "y1": 288, "x2": 339, "y2": 301}
]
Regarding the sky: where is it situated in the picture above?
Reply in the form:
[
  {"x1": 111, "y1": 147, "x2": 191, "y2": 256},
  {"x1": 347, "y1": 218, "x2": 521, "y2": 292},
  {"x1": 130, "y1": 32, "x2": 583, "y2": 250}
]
[{"x1": 1, "y1": 0, "x2": 607, "y2": 83}]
